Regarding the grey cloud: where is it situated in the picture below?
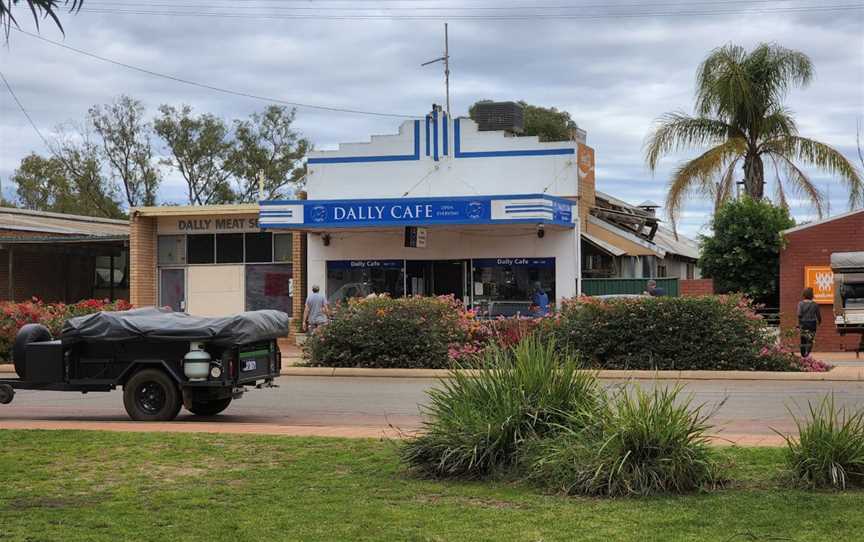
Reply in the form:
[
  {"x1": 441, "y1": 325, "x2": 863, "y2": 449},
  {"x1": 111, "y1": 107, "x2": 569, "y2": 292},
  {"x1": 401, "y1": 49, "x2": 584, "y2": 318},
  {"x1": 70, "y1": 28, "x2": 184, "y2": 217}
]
[{"x1": 1, "y1": 4, "x2": 862, "y2": 236}]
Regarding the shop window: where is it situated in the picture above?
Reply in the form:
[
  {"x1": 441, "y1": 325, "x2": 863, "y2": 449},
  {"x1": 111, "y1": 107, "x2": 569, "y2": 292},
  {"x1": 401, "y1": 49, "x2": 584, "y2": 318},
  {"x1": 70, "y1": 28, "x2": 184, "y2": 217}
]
[
  {"x1": 326, "y1": 260, "x2": 404, "y2": 305},
  {"x1": 216, "y1": 233, "x2": 244, "y2": 264},
  {"x1": 187, "y1": 234, "x2": 215, "y2": 264},
  {"x1": 472, "y1": 258, "x2": 555, "y2": 317},
  {"x1": 158, "y1": 235, "x2": 186, "y2": 265},
  {"x1": 246, "y1": 264, "x2": 293, "y2": 316},
  {"x1": 274, "y1": 234, "x2": 293, "y2": 263},
  {"x1": 245, "y1": 232, "x2": 273, "y2": 263}
]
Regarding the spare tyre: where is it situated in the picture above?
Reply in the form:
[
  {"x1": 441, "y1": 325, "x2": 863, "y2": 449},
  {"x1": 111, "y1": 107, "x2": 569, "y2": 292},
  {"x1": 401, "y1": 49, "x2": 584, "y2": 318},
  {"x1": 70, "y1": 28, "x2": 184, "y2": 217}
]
[{"x1": 12, "y1": 323, "x2": 52, "y2": 379}]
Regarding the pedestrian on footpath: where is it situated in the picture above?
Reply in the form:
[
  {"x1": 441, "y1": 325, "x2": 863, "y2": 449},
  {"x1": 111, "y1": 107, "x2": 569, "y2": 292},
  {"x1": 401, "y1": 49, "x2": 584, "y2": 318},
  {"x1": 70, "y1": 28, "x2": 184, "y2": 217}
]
[
  {"x1": 644, "y1": 279, "x2": 666, "y2": 297},
  {"x1": 303, "y1": 285, "x2": 329, "y2": 334},
  {"x1": 797, "y1": 287, "x2": 822, "y2": 357}
]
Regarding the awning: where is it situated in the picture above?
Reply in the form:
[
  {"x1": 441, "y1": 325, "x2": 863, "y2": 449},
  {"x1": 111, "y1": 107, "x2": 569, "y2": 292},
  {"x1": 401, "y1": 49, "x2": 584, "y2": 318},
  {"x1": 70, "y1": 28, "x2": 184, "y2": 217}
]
[
  {"x1": 582, "y1": 232, "x2": 626, "y2": 256},
  {"x1": 259, "y1": 194, "x2": 576, "y2": 230}
]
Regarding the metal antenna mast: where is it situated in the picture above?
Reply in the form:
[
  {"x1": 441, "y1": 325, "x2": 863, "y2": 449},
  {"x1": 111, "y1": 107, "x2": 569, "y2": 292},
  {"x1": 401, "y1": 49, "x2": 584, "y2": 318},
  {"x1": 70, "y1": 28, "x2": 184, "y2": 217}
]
[{"x1": 421, "y1": 23, "x2": 450, "y2": 117}]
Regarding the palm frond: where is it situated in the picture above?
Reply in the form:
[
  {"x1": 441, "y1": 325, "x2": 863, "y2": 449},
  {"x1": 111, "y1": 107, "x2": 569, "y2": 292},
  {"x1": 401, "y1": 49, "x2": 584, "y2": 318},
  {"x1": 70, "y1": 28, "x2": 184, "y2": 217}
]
[
  {"x1": 644, "y1": 113, "x2": 739, "y2": 172},
  {"x1": 769, "y1": 152, "x2": 825, "y2": 218},
  {"x1": 748, "y1": 43, "x2": 813, "y2": 108},
  {"x1": 768, "y1": 154, "x2": 790, "y2": 211},
  {"x1": 665, "y1": 138, "x2": 746, "y2": 224},
  {"x1": 695, "y1": 43, "x2": 751, "y2": 120},
  {"x1": 767, "y1": 135, "x2": 864, "y2": 210},
  {"x1": 756, "y1": 107, "x2": 798, "y2": 141},
  {"x1": 715, "y1": 156, "x2": 740, "y2": 211}
]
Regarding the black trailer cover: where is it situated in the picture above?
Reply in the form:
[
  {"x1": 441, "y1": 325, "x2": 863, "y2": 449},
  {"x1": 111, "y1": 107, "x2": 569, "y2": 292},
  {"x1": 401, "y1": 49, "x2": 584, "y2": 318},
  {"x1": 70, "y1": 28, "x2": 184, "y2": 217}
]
[{"x1": 62, "y1": 308, "x2": 290, "y2": 346}]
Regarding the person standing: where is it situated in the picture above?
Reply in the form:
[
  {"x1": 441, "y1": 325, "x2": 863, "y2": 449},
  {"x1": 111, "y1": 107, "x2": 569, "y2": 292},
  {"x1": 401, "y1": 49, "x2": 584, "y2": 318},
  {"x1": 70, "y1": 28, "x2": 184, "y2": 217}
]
[
  {"x1": 530, "y1": 282, "x2": 550, "y2": 317},
  {"x1": 303, "y1": 285, "x2": 329, "y2": 333},
  {"x1": 644, "y1": 279, "x2": 666, "y2": 297},
  {"x1": 797, "y1": 287, "x2": 822, "y2": 357}
]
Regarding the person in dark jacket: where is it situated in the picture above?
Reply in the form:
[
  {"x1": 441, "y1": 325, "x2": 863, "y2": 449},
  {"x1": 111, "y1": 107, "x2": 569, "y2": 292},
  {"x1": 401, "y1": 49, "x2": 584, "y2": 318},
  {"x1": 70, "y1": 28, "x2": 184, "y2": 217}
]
[{"x1": 797, "y1": 287, "x2": 822, "y2": 357}]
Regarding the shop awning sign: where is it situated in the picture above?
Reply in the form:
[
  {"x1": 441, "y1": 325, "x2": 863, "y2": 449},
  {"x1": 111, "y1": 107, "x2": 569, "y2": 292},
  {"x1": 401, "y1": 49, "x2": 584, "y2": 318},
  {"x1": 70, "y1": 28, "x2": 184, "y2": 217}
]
[{"x1": 260, "y1": 194, "x2": 575, "y2": 230}]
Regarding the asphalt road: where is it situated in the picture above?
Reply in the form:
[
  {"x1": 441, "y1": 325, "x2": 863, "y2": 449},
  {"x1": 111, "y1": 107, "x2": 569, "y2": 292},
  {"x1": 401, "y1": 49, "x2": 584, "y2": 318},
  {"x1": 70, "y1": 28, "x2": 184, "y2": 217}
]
[{"x1": 2, "y1": 377, "x2": 864, "y2": 441}]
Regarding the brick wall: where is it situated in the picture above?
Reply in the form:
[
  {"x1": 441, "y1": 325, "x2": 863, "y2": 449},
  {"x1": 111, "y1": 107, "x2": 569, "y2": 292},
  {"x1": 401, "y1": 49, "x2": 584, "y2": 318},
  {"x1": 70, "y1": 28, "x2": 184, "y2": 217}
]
[
  {"x1": 130, "y1": 213, "x2": 157, "y2": 307},
  {"x1": 780, "y1": 211, "x2": 864, "y2": 352},
  {"x1": 680, "y1": 278, "x2": 714, "y2": 297}
]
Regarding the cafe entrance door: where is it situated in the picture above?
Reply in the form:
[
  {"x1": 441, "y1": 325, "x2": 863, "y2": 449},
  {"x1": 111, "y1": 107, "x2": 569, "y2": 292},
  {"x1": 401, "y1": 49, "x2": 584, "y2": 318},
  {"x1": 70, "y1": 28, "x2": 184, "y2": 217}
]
[{"x1": 406, "y1": 260, "x2": 469, "y2": 305}]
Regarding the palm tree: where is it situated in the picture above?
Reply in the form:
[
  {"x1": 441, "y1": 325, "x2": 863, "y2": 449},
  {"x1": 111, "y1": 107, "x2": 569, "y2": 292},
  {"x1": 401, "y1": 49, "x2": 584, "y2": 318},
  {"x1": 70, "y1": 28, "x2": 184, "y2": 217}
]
[
  {"x1": 1, "y1": 1, "x2": 82, "y2": 38},
  {"x1": 645, "y1": 43, "x2": 863, "y2": 225}
]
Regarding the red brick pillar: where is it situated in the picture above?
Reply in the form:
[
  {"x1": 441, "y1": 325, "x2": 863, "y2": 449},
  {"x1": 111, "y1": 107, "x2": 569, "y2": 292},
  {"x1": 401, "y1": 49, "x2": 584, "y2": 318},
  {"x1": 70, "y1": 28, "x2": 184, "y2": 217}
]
[
  {"x1": 290, "y1": 191, "x2": 308, "y2": 335},
  {"x1": 130, "y1": 213, "x2": 157, "y2": 307}
]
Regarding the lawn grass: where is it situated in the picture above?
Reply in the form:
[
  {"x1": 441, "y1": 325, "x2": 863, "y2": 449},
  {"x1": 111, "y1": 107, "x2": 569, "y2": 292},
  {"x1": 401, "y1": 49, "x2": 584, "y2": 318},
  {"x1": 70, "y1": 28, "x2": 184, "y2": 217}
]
[{"x1": 0, "y1": 430, "x2": 861, "y2": 541}]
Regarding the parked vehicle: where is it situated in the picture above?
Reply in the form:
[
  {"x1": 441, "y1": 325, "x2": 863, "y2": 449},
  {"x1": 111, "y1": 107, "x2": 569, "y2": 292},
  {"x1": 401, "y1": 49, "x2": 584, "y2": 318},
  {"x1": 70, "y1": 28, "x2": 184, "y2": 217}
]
[
  {"x1": 832, "y1": 252, "x2": 864, "y2": 356},
  {"x1": 0, "y1": 308, "x2": 288, "y2": 421}
]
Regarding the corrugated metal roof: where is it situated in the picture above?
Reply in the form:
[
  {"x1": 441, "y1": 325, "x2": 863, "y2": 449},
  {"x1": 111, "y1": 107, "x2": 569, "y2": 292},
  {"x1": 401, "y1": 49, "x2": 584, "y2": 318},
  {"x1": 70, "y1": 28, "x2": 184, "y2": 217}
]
[
  {"x1": 0, "y1": 207, "x2": 129, "y2": 237},
  {"x1": 652, "y1": 226, "x2": 699, "y2": 260}
]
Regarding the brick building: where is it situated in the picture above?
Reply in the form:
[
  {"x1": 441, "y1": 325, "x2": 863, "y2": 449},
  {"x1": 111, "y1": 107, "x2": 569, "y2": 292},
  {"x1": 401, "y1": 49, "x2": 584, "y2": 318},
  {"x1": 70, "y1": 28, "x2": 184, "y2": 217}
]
[
  {"x1": 779, "y1": 209, "x2": 864, "y2": 352},
  {"x1": 129, "y1": 205, "x2": 305, "y2": 333},
  {"x1": 0, "y1": 207, "x2": 129, "y2": 303}
]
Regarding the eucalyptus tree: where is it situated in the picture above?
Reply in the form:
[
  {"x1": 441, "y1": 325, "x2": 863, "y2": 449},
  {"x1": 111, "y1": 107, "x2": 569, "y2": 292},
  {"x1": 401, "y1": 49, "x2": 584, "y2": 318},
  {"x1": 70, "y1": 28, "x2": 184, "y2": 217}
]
[{"x1": 645, "y1": 43, "x2": 863, "y2": 224}]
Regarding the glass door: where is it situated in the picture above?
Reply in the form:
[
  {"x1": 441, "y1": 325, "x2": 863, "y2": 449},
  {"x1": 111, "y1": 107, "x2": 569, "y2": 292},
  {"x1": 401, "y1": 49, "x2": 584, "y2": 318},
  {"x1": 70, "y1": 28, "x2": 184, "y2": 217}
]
[{"x1": 159, "y1": 268, "x2": 186, "y2": 312}]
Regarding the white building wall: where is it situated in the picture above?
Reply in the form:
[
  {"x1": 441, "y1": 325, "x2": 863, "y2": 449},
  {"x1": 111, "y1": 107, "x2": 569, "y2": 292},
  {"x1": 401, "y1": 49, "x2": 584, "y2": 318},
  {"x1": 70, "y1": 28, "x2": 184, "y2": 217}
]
[
  {"x1": 306, "y1": 226, "x2": 578, "y2": 304},
  {"x1": 307, "y1": 117, "x2": 579, "y2": 201}
]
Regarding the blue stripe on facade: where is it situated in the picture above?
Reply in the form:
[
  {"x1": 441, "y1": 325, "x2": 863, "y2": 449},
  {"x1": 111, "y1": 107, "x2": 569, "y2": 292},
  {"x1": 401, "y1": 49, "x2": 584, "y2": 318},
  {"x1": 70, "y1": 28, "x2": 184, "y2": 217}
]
[
  {"x1": 264, "y1": 218, "x2": 574, "y2": 229},
  {"x1": 433, "y1": 109, "x2": 439, "y2": 161},
  {"x1": 452, "y1": 118, "x2": 575, "y2": 159},
  {"x1": 425, "y1": 116, "x2": 430, "y2": 156},
  {"x1": 443, "y1": 112, "x2": 448, "y2": 156},
  {"x1": 307, "y1": 120, "x2": 421, "y2": 164}
]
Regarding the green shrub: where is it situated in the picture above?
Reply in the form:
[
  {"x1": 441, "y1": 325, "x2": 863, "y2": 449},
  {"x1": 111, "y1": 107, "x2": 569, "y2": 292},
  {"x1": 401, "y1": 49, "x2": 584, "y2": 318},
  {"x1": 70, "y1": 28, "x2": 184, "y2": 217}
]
[
  {"x1": 305, "y1": 295, "x2": 488, "y2": 369},
  {"x1": 541, "y1": 295, "x2": 801, "y2": 371},
  {"x1": 528, "y1": 385, "x2": 722, "y2": 496},
  {"x1": 401, "y1": 336, "x2": 600, "y2": 479},
  {"x1": 781, "y1": 395, "x2": 864, "y2": 490}
]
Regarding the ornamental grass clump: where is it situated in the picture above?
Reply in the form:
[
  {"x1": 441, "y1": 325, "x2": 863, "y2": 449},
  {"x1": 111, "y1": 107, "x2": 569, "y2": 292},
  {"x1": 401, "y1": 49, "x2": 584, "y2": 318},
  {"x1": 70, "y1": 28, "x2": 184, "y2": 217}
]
[
  {"x1": 401, "y1": 336, "x2": 600, "y2": 479},
  {"x1": 780, "y1": 395, "x2": 864, "y2": 490},
  {"x1": 528, "y1": 385, "x2": 722, "y2": 497}
]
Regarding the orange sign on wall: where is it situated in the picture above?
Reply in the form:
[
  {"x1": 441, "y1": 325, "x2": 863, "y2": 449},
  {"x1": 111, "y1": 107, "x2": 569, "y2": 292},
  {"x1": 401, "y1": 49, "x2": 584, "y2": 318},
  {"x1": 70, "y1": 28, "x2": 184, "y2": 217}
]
[{"x1": 804, "y1": 266, "x2": 834, "y2": 304}]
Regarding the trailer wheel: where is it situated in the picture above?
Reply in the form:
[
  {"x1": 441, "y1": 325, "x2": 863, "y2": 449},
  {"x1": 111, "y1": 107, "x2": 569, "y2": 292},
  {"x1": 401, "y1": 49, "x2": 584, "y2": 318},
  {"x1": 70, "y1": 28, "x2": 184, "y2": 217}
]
[
  {"x1": 0, "y1": 384, "x2": 13, "y2": 405},
  {"x1": 187, "y1": 397, "x2": 232, "y2": 416},
  {"x1": 123, "y1": 369, "x2": 182, "y2": 421},
  {"x1": 13, "y1": 323, "x2": 52, "y2": 379}
]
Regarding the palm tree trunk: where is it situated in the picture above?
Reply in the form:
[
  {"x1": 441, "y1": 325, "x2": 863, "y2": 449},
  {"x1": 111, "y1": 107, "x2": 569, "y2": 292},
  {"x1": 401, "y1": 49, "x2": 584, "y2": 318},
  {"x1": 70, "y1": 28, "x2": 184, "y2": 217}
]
[{"x1": 742, "y1": 152, "x2": 765, "y2": 199}]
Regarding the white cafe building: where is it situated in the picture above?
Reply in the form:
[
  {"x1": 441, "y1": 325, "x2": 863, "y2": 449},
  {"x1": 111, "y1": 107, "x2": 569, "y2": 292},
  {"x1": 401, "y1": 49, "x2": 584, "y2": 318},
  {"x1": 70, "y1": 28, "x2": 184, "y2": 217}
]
[{"x1": 259, "y1": 107, "x2": 593, "y2": 316}]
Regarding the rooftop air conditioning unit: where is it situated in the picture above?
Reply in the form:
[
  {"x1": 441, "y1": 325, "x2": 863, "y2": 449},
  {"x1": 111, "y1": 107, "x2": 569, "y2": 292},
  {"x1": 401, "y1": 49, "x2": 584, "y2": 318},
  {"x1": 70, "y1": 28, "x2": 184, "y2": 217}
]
[{"x1": 472, "y1": 101, "x2": 525, "y2": 133}]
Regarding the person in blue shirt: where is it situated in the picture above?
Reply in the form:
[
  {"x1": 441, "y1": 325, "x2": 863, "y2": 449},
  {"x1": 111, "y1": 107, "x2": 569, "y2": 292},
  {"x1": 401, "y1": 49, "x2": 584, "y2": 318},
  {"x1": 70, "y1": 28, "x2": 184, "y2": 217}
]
[{"x1": 530, "y1": 282, "x2": 550, "y2": 317}]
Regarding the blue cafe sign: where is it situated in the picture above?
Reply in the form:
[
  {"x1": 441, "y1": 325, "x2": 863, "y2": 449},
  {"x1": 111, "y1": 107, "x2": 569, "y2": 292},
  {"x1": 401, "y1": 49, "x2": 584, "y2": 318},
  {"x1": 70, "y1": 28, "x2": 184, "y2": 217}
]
[{"x1": 259, "y1": 194, "x2": 575, "y2": 229}]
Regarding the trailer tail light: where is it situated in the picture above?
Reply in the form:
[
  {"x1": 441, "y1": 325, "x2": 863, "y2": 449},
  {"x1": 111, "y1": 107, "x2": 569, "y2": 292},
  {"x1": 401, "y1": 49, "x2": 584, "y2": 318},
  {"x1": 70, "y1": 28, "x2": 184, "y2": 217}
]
[{"x1": 225, "y1": 352, "x2": 236, "y2": 378}]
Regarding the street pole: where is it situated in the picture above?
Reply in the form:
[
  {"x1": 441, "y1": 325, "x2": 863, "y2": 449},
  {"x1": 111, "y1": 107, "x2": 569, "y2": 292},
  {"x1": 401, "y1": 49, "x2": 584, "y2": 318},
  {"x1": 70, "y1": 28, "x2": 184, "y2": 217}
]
[{"x1": 444, "y1": 23, "x2": 450, "y2": 118}]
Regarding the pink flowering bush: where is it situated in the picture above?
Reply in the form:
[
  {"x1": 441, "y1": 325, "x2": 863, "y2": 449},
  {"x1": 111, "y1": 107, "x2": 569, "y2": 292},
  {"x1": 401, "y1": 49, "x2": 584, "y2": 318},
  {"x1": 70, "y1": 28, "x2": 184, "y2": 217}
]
[
  {"x1": 0, "y1": 297, "x2": 133, "y2": 360},
  {"x1": 539, "y1": 294, "x2": 826, "y2": 372}
]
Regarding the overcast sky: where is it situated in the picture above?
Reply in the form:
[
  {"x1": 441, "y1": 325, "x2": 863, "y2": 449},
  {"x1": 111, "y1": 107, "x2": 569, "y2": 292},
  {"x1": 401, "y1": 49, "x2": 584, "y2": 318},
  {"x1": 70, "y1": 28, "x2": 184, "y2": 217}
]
[{"x1": 1, "y1": 1, "x2": 862, "y2": 237}]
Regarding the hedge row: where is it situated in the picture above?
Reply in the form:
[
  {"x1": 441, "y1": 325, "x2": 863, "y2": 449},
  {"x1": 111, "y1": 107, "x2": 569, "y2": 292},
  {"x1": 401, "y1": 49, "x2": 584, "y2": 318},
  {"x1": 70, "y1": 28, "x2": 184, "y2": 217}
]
[
  {"x1": 306, "y1": 294, "x2": 828, "y2": 372},
  {"x1": 540, "y1": 295, "x2": 816, "y2": 371}
]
